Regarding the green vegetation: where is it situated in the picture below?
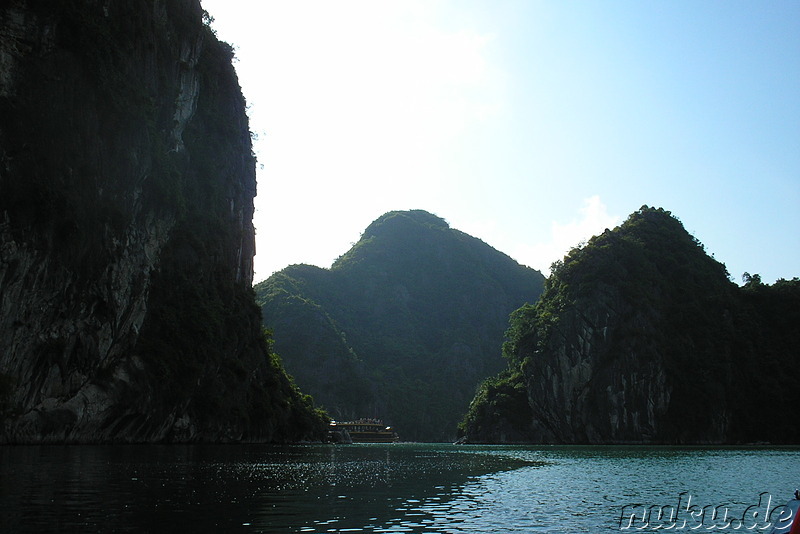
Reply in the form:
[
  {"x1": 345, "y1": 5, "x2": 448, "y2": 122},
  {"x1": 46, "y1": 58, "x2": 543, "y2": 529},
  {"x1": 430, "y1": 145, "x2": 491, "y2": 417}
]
[
  {"x1": 462, "y1": 206, "x2": 800, "y2": 443},
  {"x1": 255, "y1": 210, "x2": 544, "y2": 441},
  {"x1": 458, "y1": 369, "x2": 531, "y2": 442}
]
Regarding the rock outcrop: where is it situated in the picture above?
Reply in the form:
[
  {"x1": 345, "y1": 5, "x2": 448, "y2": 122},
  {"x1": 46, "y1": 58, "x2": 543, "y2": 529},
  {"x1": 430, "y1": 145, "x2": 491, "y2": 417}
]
[
  {"x1": 256, "y1": 210, "x2": 545, "y2": 442},
  {"x1": 462, "y1": 207, "x2": 800, "y2": 444},
  {"x1": 0, "y1": 0, "x2": 326, "y2": 443}
]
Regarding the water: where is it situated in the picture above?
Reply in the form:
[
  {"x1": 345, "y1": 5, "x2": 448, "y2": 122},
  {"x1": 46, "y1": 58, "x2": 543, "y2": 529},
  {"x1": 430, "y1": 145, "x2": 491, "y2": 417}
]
[{"x1": 1, "y1": 443, "x2": 798, "y2": 533}]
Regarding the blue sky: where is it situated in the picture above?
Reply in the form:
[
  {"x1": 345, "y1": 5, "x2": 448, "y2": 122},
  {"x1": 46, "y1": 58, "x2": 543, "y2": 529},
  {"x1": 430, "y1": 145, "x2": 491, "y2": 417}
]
[{"x1": 201, "y1": 0, "x2": 799, "y2": 284}]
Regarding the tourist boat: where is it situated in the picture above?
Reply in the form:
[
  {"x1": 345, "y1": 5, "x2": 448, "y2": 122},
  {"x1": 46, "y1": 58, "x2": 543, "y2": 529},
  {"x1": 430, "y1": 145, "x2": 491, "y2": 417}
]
[{"x1": 328, "y1": 419, "x2": 399, "y2": 443}]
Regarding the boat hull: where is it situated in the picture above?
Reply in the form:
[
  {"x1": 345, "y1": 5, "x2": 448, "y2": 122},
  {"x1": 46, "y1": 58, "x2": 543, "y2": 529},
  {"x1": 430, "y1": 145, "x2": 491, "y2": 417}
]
[{"x1": 328, "y1": 421, "x2": 399, "y2": 443}]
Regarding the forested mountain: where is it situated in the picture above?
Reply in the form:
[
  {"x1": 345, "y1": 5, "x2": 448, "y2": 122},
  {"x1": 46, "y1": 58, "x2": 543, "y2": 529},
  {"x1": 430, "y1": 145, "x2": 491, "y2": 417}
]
[
  {"x1": 0, "y1": 0, "x2": 326, "y2": 442},
  {"x1": 461, "y1": 206, "x2": 800, "y2": 444},
  {"x1": 255, "y1": 210, "x2": 545, "y2": 441}
]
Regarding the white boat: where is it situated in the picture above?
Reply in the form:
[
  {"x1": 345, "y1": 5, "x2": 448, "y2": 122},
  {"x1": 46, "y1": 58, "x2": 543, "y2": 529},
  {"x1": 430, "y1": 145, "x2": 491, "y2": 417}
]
[{"x1": 328, "y1": 419, "x2": 399, "y2": 443}]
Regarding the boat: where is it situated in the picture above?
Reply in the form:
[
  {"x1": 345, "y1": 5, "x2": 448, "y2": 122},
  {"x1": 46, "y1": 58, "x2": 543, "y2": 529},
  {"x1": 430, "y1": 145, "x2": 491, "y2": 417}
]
[
  {"x1": 328, "y1": 419, "x2": 399, "y2": 443},
  {"x1": 768, "y1": 491, "x2": 800, "y2": 534}
]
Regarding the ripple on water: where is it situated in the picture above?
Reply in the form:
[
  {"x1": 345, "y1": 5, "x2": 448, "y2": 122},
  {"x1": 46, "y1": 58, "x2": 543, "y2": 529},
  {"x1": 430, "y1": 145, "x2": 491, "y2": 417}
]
[{"x1": 1, "y1": 444, "x2": 799, "y2": 533}]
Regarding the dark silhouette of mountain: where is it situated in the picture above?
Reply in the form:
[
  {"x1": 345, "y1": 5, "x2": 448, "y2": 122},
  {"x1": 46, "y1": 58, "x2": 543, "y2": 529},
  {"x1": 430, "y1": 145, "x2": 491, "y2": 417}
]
[
  {"x1": 0, "y1": 0, "x2": 326, "y2": 442},
  {"x1": 461, "y1": 206, "x2": 800, "y2": 444},
  {"x1": 256, "y1": 210, "x2": 545, "y2": 441}
]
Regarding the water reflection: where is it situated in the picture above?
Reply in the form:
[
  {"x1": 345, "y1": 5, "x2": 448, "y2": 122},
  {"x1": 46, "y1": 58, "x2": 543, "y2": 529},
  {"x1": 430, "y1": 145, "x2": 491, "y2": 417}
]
[
  {"x1": 0, "y1": 444, "x2": 538, "y2": 533},
  {"x1": 241, "y1": 444, "x2": 540, "y2": 532},
  {"x1": 1, "y1": 444, "x2": 798, "y2": 533}
]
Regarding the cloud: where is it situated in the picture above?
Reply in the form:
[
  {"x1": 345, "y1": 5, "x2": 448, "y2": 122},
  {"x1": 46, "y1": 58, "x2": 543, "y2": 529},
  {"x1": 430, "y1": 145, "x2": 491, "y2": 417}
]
[{"x1": 517, "y1": 196, "x2": 621, "y2": 275}]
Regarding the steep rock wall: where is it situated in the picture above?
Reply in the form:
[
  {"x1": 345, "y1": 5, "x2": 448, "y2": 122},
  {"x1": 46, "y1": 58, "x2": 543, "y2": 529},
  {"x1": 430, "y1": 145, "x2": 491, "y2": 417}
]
[
  {"x1": 520, "y1": 287, "x2": 720, "y2": 444},
  {"x1": 462, "y1": 207, "x2": 799, "y2": 444},
  {"x1": 0, "y1": 0, "x2": 324, "y2": 442}
]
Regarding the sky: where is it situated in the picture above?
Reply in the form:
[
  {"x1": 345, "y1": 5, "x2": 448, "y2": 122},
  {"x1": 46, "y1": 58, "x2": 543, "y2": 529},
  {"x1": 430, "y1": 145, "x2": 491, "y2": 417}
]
[{"x1": 200, "y1": 0, "x2": 799, "y2": 285}]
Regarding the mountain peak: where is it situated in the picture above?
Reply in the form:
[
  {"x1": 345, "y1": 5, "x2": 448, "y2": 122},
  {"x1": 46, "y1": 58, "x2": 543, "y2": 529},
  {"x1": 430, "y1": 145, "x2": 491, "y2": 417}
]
[
  {"x1": 362, "y1": 209, "x2": 449, "y2": 239},
  {"x1": 257, "y1": 210, "x2": 544, "y2": 441}
]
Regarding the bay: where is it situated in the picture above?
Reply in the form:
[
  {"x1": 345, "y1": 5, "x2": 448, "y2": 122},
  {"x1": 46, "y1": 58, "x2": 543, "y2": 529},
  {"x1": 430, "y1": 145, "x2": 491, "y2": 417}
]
[{"x1": 1, "y1": 443, "x2": 797, "y2": 533}]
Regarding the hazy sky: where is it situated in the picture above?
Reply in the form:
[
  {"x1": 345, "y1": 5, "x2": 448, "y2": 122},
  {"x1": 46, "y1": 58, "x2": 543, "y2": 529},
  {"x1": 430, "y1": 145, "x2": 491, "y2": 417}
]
[{"x1": 200, "y1": 0, "x2": 799, "y2": 284}]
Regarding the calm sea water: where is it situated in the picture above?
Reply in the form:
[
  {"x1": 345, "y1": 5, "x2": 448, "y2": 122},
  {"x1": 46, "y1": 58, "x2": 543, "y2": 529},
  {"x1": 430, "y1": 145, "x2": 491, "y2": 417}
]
[{"x1": 0, "y1": 443, "x2": 797, "y2": 533}]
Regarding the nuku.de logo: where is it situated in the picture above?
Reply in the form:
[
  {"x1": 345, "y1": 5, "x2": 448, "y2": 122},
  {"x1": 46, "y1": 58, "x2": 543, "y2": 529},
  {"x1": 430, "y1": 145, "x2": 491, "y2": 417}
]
[{"x1": 619, "y1": 492, "x2": 794, "y2": 531}]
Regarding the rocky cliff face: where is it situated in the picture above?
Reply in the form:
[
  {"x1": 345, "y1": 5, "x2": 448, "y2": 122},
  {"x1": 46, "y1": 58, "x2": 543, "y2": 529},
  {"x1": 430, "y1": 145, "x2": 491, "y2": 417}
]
[
  {"x1": 462, "y1": 207, "x2": 800, "y2": 444},
  {"x1": 0, "y1": 0, "x2": 325, "y2": 443},
  {"x1": 519, "y1": 290, "x2": 675, "y2": 443}
]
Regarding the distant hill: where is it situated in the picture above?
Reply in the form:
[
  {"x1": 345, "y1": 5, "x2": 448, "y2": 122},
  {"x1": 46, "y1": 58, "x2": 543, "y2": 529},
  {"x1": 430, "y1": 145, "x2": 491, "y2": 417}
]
[
  {"x1": 461, "y1": 206, "x2": 800, "y2": 444},
  {"x1": 255, "y1": 210, "x2": 545, "y2": 441}
]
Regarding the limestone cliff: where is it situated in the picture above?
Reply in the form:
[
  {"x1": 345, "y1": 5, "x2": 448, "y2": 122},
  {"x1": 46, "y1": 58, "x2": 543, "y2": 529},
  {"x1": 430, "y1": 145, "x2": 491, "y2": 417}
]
[
  {"x1": 0, "y1": 0, "x2": 326, "y2": 442},
  {"x1": 256, "y1": 210, "x2": 545, "y2": 442},
  {"x1": 462, "y1": 206, "x2": 800, "y2": 444}
]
